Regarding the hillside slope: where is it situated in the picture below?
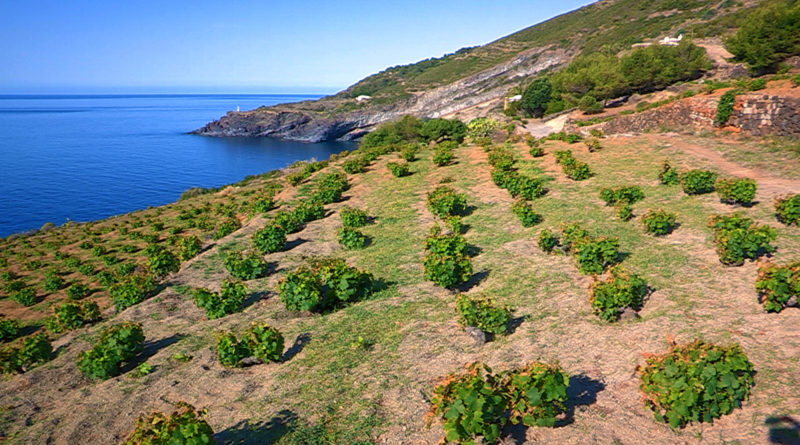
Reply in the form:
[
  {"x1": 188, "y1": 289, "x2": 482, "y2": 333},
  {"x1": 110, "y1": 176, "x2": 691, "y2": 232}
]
[{"x1": 194, "y1": 0, "x2": 761, "y2": 142}]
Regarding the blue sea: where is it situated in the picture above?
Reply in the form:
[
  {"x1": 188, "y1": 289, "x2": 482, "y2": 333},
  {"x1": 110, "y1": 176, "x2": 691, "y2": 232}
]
[{"x1": 0, "y1": 94, "x2": 354, "y2": 237}]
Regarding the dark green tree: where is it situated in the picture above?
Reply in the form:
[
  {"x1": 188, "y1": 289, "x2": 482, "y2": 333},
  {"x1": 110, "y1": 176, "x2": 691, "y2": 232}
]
[
  {"x1": 520, "y1": 78, "x2": 552, "y2": 117},
  {"x1": 725, "y1": 2, "x2": 800, "y2": 73}
]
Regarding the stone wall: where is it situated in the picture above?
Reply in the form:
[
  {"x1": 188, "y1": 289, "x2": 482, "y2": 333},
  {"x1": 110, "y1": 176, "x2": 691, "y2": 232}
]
[{"x1": 569, "y1": 92, "x2": 800, "y2": 136}]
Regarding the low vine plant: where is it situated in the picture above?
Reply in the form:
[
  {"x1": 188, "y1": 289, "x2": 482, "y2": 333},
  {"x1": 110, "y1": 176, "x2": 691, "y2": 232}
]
[
  {"x1": 277, "y1": 258, "x2": 374, "y2": 312},
  {"x1": 253, "y1": 223, "x2": 287, "y2": 254},
  {"x1": 387, "y1": 161, "x2": 410, "y2": 177},
  {"x1": 193, "y1": 279, "x2": 247, "y2": 319},
  {"x1": 427, "y1": 186, "x2": 468, "y2": 218},
  {"x1": 708, "y1": 213, "x2": 777, "y2": 266},
  {"x1": 0, "y1": 333, "x2": 52, "y2": 374},
  {"x1": 340, "y1": 206, "x2": 369, "y2": 228},
  {"x1": 680, "y1": 170, "x2": 717, "y2": 195},
  {"x1": 589, "y1": 266, "x2": 648, "y2": 322},
  {"x1": 511, "y1": 199, "x2": 542, "y2": 227},
  {"x1": 641, "y1": 209, "x2": 677, "y2": 236},
  {"x1": 639, "y1": 339, "x2": 755, "y2": 428},
  {"x1": 122, "y1": 401, "x2": 215, "y2": 445},
  {"x1": 77, "y1": 322, "x2": 144, "y2": 381},
  {"x1": 715, "y1": 178, "x2": 757, "y2": 206},
  {"x1": 658, "y1": 160, "x2": 679, "y2": 185},
  {"x1": 216, "y1": 323, "x2": 284, "y2": 367},
  {"x1": 337, "y1": 226, "x2": 368, "y2": 249},
  {"x1": 224, "y1": 249, "x2": 269, "y2": 280},
  {"x1": 755, "y1": 261, "x2": 799, "y2": 313},
  {"x1": 455, "y1": 294, "x2": 512, "y2": 336},
  {"x1": 774, "y1": 194, "x2": 800, "y2": 225}
]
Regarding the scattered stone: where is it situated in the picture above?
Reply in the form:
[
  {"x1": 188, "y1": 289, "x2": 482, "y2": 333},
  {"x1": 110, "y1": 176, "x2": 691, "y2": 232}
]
[
  {"x1": 786, "y1": 296, "x2": 798, "y2": 307},
  {"x1": 465, "y1": 326, "x2": 487, "y2": 347},
  {"x1": 618, "y1": 307, "x2": 640, "y2": 321}
]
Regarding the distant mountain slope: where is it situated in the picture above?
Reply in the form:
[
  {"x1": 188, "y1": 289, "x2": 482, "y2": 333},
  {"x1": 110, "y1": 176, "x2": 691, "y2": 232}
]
[{"x1": 195, "y1": 0, "x2": 764, "y2": 142}]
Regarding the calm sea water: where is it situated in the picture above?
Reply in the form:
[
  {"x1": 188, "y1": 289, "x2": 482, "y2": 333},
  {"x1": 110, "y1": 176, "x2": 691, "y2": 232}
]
[{"x1": 0, "y1": 94, "x2": 353, "y2": 237}]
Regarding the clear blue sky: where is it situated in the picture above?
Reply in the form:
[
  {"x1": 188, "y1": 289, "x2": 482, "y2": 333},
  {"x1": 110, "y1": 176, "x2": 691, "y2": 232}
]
[{"x1": 0, "y1": 0, "x2": 593, "y2": 94}]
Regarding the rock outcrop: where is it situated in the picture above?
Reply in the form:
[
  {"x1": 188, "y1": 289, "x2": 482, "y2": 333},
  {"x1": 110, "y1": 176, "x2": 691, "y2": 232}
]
[{"x1": 193, "y1": 47, "x2": 572, "y2": 142}]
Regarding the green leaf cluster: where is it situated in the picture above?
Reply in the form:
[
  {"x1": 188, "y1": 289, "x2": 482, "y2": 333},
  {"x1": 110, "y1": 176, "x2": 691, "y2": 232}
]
[
  {"x1": 109, "y1": 274, "x2": 158, "y2": 311},
  {"x1": 715, "y1": 178, "x2": 756, "y2": 206},
  {"x1": 511, "y1": 199, "x2": 542, "y2": 227},
  {"x1": 599, "y1": 186, "x2": 644, "y2": 206},
  {"x1": 387, "y1": 161, "x2": 410, "y2": 177},
  {"x1": 77, "y1": 322, "x2": 144, "y2": 381},
  {"x1": 253, "y1": 224, "x2": 287, "y2": 254},
  {"x1": 466, "y1": 117, "x2": 500, "y2": 139},
  {"x1": 642, "y1": 209, "x2": 677, "y2": 236},
  {"x1": 177, "y1": 235, "x2": 203, "y2": 261},
  {"x1": 212, "y1": 217, "x2": 241, "y2": 240},
  {"x1": 658, "y1": 160, "x2": 679, "y2": 185},
  {"x1": 558, "y1": 223, "x2": 620, "y2": 275},
  {"x1": 538, "y1": 229, "x2": 560, "y2": 253},
  {"x1": 487, "y1": 147, "x2": 516, "y2": 171},
  {"x1": 490, "y1": 170, "x2": 547, "y2": 200},
  {"x1": 0, "y1": 316, "x2": 19, "y2": 342},
  {"x1": 639, "y1": 340, "x2": 755, "y2": 428},
  {"x1": 1, "y1": 333, "x2": 52, "y2": 374},
  {"x1": 589, "y1": 266, "x2": 648, "y2": 321},
  {"x1": 146, "y1": 245, "x2": 180, "y2": 278},
  {"x1": 426, "y1": 186, "x2": 468, "y2": 218},
  {"x1": 193, "y1": 279, "x2": 247, "y2": 319},
  {"x1": 755, "y1": 261, "x2": 800, "y2": 313},
  {"x1": 432, "y1": 146, "x2": 455, "y2": 166},
  {"x1": 553, "y1": 150, "x2": 592, "y2": 180},
  {"x1": 122, "y1": 401, "x2": 215, "y2": 445},
  {"x1": 48, "y1": 300, "x2": 100, "y2": 333},
  {"x1": 337, "y1": 227, "x2": 368, "y2": 250},
  {"x1": 708, "y1": 213, "x2": 777, "y2": 266},
  {"x1": 774, "y1": 194, "x2": 800, "y2": 225},
  {"x1": 340, "y1": 206, "x2": 369, "y2": 228},
  {"x1": 455, "y1": 294, "x2": 512, "y2": 335},
  {"x1": 423, "y1": 227, "x2": 473, "y2": 288},
  {"x1": 680, "y1": 169, "x2": 718, "y2": 195},
  {"x1": 277, "y1": 259, "x2": 374, "y2": 312},
  {"x1": 216, "y1": 323, "x2": 284, "y2": 367},
  {"x1": 224, "y1": 249, "x2": 269, "y2": 280}
]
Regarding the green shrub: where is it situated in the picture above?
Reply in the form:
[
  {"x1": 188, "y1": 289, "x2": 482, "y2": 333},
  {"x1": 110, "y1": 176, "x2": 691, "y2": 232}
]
[
  {"x1": 756, "y1": 261, "x2": 800, "y2": 313},
  {"x1": 291, "y1": 200, "x2": 325, "y2": 224},
  {"x1": 639, "y1": 340, "x2": 754, "y2": 428},
  {"x1": 715, "y1": 90, "x2": 737, "y2": 125},
  {"x1": 212, "y1": 217, "x2": 241, "y2": 240},
  {"x1": 278, "y1": 259, "x2": 374, "y2": 312},
  {"x1": 716, "y1": 178, "x2": 757, "y2": 206},
  {"x1": 681, "y1": 170, "x2": 718, "y2": 195},
  {"x1": 337, "y1": 227, "x2": 368, "y2": 250},
  {"x1": 401, "y1": 145, "x2": 418, "y2": 161},
  {"x1": 224, "y1": 250, "x2": 269, "y2": 280},
  {"x1": 425, "y1": 226, "x2": 468, "y2": 256},
  {"x1": 774, "y1": 194, "x2": 800, "y2": 225},
  {"x1": 432, "y1": 147, "x2": 454, "y2": 166},
  {"x1": 724, "y1": 1, "x2": 800, "y2": 73},
  {"x1": 419, "y1": 118, "x2": 467, "y2": 143},
  {"x1": 147, "y1": 246, "x2": 180, "y2": 277},
  {"x1": 521, "y1": 78, "x2": 552, "y2": 118},
  {"x1": 427, "y1": 361, "x2": 569, "y2": 443},
  {"x1": 77, "y1": 322, "x2": 144, "y2": 381},
  {"x1": 467, "y1": 117, "x2": 500, "y2": 139},
  {"x1": 538, "y1": 229, "x2": 560, "y2": 253},
  {"x1": 426, "y1": 186, "x2": 467, "y2": 218},
  {"x1": 616, "y1": 203, "x2": 633, "y2": 221},
  {"x1": 500, "y1": 362, "x2": 569, "y2": 428},
  {"x1": 578, "y1": 95, "x2": 604, "y2": 114},
  {"x1": 250, "y1": 194, "x2": 276, "y2": 213},
  {"x1": 658, "y1": 160, "x2": 680, "y2": 185},
  {"x1": 589, "y1": 267, "x2": 648, "y2": 321},
  {"x1": 48, "y1": 300, "x2": 100, "y2": 333},
  {"x1": 41, "y1": 271, "x2": 64, "y2": 293},
  {"x1": 287, "y1": 171, "x2": 307, "y2": 186},
  {"x1": 177, "y1": 235, "x2": 202, "y2": 261},
  {"x1": 553, "y1": 150, "x2": 592, "y2": 180},
  {"x1": 110, "y1": 274, "x2": 158, "y2": 312},
  {"x1": 423, "y1": 252, "x2": 473, "y2": 288},
  {"x1": 193, "y1": 279, "x2": 247, "y2": 319},
  {"x1": 216, "y1": 323, "x2": 285, "y2": 367},
  {"x1": 253, "y1": 224, "x2": 287, "y2": 254},
  {"x1": 748, "y1": 78, "x2": 767, "y2": 91},
  {"x1": 642, "y1": 210, "x2": 677, "y2": 236},
  {"x1": 340, "y1": 207, "x2": 369, "y2": 228},
  {"x1": 310, "y1": 171, "x2": 348, "y2": 204},
  {"x1": 1, "y1": 333, "x2": 52, "y2": 374},
  {"x1": 427, "y1": 363, "x2": 507, "y2": 443},
  {"x1": 511, "y1": 199, "x2": 542, "y2": 227},
  {"x1": 122, "y1": 402, "x2": 214, "y2": 445},
  {"x1": 599, "y1": 186, "x2": 644, "y2": 206},
  {"x1": 585, "y1": 137, "x2": 602, "y2": 152},
  {"x1": 0, "y1": 317, "x2": 19, "y2": 342},
  {"x1": 342, "y1": 157, "x2": 368, "y2": 174},
  {"x1": 11, "y1": 288, "x2": 35, "y2": 306},
  {"x1": 66, "y1": 283, "x2": 91, "y2": 300},
  {"x1": 455, "y1": 294, "x2": 511, "y2": 335},
  {"x1": 387, "y1": 161, "x2": 410, "y2": 177},
  {"x1": 487, "y1": 148, "x2": 516, "y2": 171},
  {"x1": 561, "y1": 224, "x2": 620, "y2": 275},
  {"x1": 708, "y1": 213, "x2": 777, "y2": 266},
  {"x1": 491, "y1": 170, "x2": 547, "y2": 199},
  {"x1": 3, "y1": 279, "x2": 24, "y2": 293},
  {"x1": 529, "y1": 145, "x2": 544, "y2": 157}
]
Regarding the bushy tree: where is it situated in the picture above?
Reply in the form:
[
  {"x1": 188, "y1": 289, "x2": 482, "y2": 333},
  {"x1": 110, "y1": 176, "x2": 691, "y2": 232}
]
[
  {"x1": 725, "y1": 1, "x2": 800, "y2": 73},
  {"x1": 419, "y1": 118, "x2": 467, "y2": 143},
  {"x1": 520, "y1": 78, "x2": 552, "y2": 117}
]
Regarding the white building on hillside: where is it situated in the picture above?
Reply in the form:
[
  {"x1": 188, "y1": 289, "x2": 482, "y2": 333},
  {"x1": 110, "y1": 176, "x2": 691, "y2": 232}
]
[
  {"x1": 659, "y1": 34, "x2": 684, "y2": 46},
  {"x1": 356, "y1": 95, "x2": 371, "y2": 102}
]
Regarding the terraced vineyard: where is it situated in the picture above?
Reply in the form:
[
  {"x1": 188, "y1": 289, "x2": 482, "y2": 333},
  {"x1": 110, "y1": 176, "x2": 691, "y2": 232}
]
[{"x1": 1, "y1": 129, "x2": 799, "y2": 444}]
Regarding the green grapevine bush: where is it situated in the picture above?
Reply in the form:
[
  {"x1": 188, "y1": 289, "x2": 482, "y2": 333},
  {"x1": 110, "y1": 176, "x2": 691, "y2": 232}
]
[
  {"x1": 401, "y1": 145, "x2": 418, "y2": 161},
  {"x1": 639, "y1": 340, "x2": 754, "y2": 428},
  {"x1": 66, "y1": 283, "x2": 91, "y2": 300},
  {"x1": 500, "y1": 362, "x2": 569, "y2": 428},
  {"x1": 49, "y1": 300, "x2": 100, "y2": 333},
  {"x1": 538, "y1": 229, "x2": 560, "y2": 253},
  {"x1": 216, "y1": 323, "x2": 284, "y2": 367},
  {"x1": 0, "y1": 317, "x2": 19, "y2": 342},
  {"x1": 642, "y1": 210, "x2": 677, "y2": 236},
  {"x1": 292, "y1": 200, "x2": 325, "y2": 224},
  {"x1": 423, "y1": 252, "x2": 473, "y2": 289},
  {"x1": 310, "y1": 171, "x2": 348, "y2": 204},
  {"x1": 708, "y1": 213, "x2": 777, "y2": 266},
  {"x1": 147, "y1": 245, "x2": 180, "y2": 277},
  {"x1": 426, "y1": 186, "x2": 467, "y2": 218},
  {"x1": 1, "y1": 333, "x2": 52, "y2": 374},
  {"x1": 177, "y1": 235, "x2": 202, "y2": 261},
  {"x1": 715, "y1": 90, "x2": 737, "y2": 125},
  {"x1": 278, "y1": 259, "x2": 374, "y2": 312},
  {"x1": 511, "y1": 199, "x2": 542, "y2": 227},
  {"x1": 553, "y1": 150, "x2": 592, "y2": 180},
  {"x1": 455, "y1": 294, "x2": 511, "y2": 335},
  {"x1": 77, "y1": 322, "x2": 144, "y2": 381},
  {"x1": 560, "y1": 224, "x2": 620, "y2": 275},
  {"x1": 599, "y1": 186, "x2": 644, "y2": 206},
  {"x1": 589, "y1": 266, "x2": 648, "y2": 321},
  {"x1": 716, "y1": 178, "x2": 757, "y2": 206},
  {"x1": 680, "y1": 170, "x2": 718, "y2": 195},
  {"x1": 224, "y1": 249, "x2": 269, "y2": 280},
  {"x1": 658, "y1": 160, "x2": 679, "y2": 185},
  {"x1": 755, "y1": 261, "x2": 800, "y2": 313},
  {"x1": 253, "y1": 224, "x2": 287, "y2": 254},
  {"x1": 337, "y1": 227, "x2": 368, "y2": 250},
  {"x1": 340, "y1": 206, "x2": 369, "y2": 228},
  {"x1": 109, "y1": 274, "x2": 158, "y2": 312},
  {"x1": 212, "y1": 217, "x2": 241, "y2": 240},
  {"x1": 488, "y1": 148, "x2": 516, "y2": 171},
  {"x1": 529, "y1": 145, "x2": 544, "y2": 157},
  {"x1": 425, "y1": 227, "x2": 468, "y2": 256},
  {"x1": 11, "y1": 288, "x2": 35, "y2": 306},
  {"x1": 432, "y1": 147, "x2": 454, "y2": 166},
  {"x1": 774, "y1": 194, "x2": 800, "y2": 225},
  {"x1": 491, "y1": 170, "x2": 547, "y2": 199},
  {"x1": 122, "y1": 401, "x2": 215, "y2": 445},
  {"x1": 387, "y1": 161, "x2": 410, "y2": 177},
  {"x1": 250, "y1": 194, "x2": 275, "y2": 213},
  {"x1": 616, "y1": 203, "x2": 633, "y2": 221},
  {"x1": 342, "y1": 157, "x2": 368, "y2": 174},
  {"x1": 467, "y1": 117, "x2": 500, "y2": 139},
  {"x1": 193, "y1": 279, "x2": 247, "y2": 319}
]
